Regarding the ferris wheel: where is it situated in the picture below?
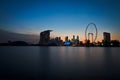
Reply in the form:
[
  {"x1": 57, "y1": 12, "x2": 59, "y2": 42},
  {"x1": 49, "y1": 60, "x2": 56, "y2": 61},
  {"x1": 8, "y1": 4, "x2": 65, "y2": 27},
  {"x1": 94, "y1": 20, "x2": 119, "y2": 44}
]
[{"x1": 85, "y1": 23, "x2": 98, "y2": 43}]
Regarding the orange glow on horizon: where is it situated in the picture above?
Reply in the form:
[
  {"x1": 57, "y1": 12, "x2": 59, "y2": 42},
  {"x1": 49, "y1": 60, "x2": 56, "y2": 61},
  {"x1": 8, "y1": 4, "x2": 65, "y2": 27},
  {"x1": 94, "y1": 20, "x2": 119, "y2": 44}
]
[{"x1": 51, "y1": 34, "x2": 120, "y2": 43}]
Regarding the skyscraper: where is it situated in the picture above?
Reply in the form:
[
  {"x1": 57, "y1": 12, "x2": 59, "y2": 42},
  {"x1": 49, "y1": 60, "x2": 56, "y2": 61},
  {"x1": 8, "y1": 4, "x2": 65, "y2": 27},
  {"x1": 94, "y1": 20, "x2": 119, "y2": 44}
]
[
  {"x1": 76, "y1": 35, "x2": 79, "y2": 41},
  {"x1": 65, "y1": 36, "x2": 68, "y2": 42},
  {"x1": 71, "y1": 35, "x2": 75, "y2": 44},
  {"x1": 76, "y1": 35, "x2": 79, "y2": 44},
  {"x1": 103, "y1": 32, "x2": 111, "y2": 42},
  {"x1": 39, "y1": 30, "x2": 52, "y2": 45},
  {"x1": 103, "y1": 32, "x2": 111, "y2": 46},
  {"x1": 73, "y1": 35, "x2": 75, "y2": 41}
]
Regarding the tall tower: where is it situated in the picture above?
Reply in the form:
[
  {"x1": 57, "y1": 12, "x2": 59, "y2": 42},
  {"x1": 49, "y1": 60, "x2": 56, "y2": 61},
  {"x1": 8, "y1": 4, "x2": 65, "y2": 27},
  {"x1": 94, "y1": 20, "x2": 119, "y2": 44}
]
[
  {"x1": 103, "y1": 32, "x2": 111, "y2": 46},
  {"x1": 76, "y1": 35, "x2": 79, "y2": 45},
  {"x1": 103, "y1": 32, "x2": 111, "y2": 42},
  {"x1": 73, "y1": 35, "x2": 75, "y2": 41},
  {"x1": 65, "y1": 36, "x2": 68, "y2": 42},
  {"x1": 77, "y1": 35, "x2": 79, "y2": 41},
  {"x1": 39, "y1": 30, "x2": 52, "y2": 45}
]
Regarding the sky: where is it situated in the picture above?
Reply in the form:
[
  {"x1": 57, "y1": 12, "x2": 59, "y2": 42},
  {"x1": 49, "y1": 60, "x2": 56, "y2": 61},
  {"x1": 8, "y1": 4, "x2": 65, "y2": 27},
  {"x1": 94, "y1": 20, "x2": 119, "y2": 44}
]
[{"x1": 0, "y1": 0, "x2": 120, "y2": 42}]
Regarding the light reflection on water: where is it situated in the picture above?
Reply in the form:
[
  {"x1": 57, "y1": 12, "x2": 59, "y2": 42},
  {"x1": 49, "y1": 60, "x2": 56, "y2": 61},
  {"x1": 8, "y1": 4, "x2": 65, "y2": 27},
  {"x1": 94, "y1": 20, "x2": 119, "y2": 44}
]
[{"x1": 0, "y1": 46, "x2": 120, "y2": 80}]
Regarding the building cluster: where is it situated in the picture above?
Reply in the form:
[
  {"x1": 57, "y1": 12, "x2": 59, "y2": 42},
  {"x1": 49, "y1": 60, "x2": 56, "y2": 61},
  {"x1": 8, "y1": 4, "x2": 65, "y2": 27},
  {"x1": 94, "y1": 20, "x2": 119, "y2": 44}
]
[
  {"x1": 102, "y1": 32, "x2": 119, "y2": 47},
  {"x1": 0, "y1": 30, "x2": 119, "y2": 47},
  {"x1": 64, "y1": 35, "x2": 81, "y2": 46},
  {"x1": 39, "y1": 30, "x2": 120, "y2": 47},
  {"x1": 39, "y1": 30, "x2": 82, "y2": 46},
  {"x1": 39, "y1": 30, "x2": 63, "y2": 46}
]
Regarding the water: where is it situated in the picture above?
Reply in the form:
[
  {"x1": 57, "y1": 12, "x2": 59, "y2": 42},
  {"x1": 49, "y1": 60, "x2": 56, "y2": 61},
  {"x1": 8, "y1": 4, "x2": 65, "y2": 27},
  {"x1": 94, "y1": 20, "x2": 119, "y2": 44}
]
[{"x1": 0, "y1": 46, "x2": 120, "y2": 80}]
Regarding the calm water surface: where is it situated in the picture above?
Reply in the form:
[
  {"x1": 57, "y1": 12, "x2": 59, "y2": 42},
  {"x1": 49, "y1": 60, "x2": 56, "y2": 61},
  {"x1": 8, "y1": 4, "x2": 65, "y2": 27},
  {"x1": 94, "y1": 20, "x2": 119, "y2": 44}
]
[{"x1": 0, "y1": 46, "x2": 120, "y2": 80}]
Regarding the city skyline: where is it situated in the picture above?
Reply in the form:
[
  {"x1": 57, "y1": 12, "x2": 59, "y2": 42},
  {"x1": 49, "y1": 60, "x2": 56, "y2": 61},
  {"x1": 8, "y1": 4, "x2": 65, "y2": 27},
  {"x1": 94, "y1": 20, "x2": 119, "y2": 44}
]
[
  {"x1": 0, "y1": 28, "x2": 119, "y2": 43},
  {"x1": 0, "y1": 0, "x2": 120, "y2": 42},
  {"x1": 1, "y1": 29, "x2": 119, "y2": 47}
]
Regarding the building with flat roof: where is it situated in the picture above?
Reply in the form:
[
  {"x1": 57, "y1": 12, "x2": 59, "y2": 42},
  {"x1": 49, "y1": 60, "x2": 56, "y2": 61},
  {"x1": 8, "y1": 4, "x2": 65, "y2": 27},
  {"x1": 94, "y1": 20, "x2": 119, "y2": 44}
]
[
  {"x1": 103, "y1": 32, "x2": 111, "y2": 42},
  {"x1": 103, "y1": 32, "x2": 111, "y2": 46}
]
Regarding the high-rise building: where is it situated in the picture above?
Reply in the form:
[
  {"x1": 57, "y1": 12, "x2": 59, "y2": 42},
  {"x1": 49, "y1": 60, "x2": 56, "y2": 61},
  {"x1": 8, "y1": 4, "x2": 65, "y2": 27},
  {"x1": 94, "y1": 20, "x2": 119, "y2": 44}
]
[
  {"x1": 103, "y1": 32, "x2": 111, "y2": 46},
  {"x1": 76, "y1": 35, "x2": 79, "y2": 41},
  {"x1": 73, "y1": 35, "x2": 75, "y2": 40},
  {"x1": 103, "y1": 32, "x2": 111, "y2": 42},
  {"x1": 71, "y1": 35, "x2": 75, "y2": 44},
  {"x1": 39, "y1": 30, "x2": 52, "y2": 45},
  {"x1": 76, "y1": 35, "x2": 79, "y2": 44},
  {"x1": 65, "y1": 36, "x2": 68, "y2": 42},
  {"x1": 58, "y1": 37, "x2": 61, "y2": 41}
]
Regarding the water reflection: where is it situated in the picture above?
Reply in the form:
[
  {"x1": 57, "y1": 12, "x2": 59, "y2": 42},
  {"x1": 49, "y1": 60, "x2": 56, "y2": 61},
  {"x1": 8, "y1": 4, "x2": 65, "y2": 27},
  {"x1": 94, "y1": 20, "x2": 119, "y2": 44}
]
[
  {"x1": 38, "y1": 47, "x2": 51, "y2": 79},
  {"x1": 0, "y1": 47, "x2": 120, "y2": 80}
]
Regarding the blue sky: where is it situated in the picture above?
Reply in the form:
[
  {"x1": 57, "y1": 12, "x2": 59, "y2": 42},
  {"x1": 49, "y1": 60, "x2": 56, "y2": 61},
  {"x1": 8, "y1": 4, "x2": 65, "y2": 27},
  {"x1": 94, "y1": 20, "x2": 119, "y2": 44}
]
[{"x1": 0, "y1": 0, "x2": 120, "y2": 41}]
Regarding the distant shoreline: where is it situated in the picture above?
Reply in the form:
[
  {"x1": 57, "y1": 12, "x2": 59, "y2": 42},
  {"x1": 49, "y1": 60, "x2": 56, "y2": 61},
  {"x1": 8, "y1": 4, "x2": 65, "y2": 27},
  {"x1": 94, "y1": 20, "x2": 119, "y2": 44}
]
[{"x1": 0, "y1": 45, "x2": 119, "y2": 47}]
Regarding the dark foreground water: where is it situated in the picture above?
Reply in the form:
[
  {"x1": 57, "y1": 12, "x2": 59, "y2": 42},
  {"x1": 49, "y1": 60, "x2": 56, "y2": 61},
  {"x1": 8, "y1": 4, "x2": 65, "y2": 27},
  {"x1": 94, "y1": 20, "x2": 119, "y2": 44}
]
[{"x1": 0, "y1": 46, "x2": 120, "y2": 80}]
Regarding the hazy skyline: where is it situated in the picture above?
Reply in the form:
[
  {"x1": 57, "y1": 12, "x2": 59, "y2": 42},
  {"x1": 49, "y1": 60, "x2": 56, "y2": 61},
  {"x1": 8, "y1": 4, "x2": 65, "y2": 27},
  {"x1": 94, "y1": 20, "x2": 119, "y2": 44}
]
[{"x1": 0, "y1": 0, "x2": 120, "y2": 42}]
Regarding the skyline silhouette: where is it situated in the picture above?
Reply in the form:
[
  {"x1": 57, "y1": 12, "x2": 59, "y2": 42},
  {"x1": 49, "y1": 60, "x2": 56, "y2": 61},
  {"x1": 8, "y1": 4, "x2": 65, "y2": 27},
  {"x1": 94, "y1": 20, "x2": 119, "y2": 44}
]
[
  {"x1": 0, "y1": 1, "x2": 120, "y2": 79},
  {"x1": 0, "y1": 0, "x2": 120, "y2": 42},
  {"x1": 0, "y1": 28, "x2": 119, "y2": 47},
  {"x1": 0, "y1": 27, "x2": 120, "y2": 44}
]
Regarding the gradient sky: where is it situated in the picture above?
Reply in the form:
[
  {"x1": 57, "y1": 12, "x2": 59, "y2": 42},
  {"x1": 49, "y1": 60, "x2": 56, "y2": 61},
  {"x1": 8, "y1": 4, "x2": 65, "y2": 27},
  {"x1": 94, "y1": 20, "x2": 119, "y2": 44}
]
[{"x1": 0, "y1": 0, "x2": 120, "y2": 41}]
